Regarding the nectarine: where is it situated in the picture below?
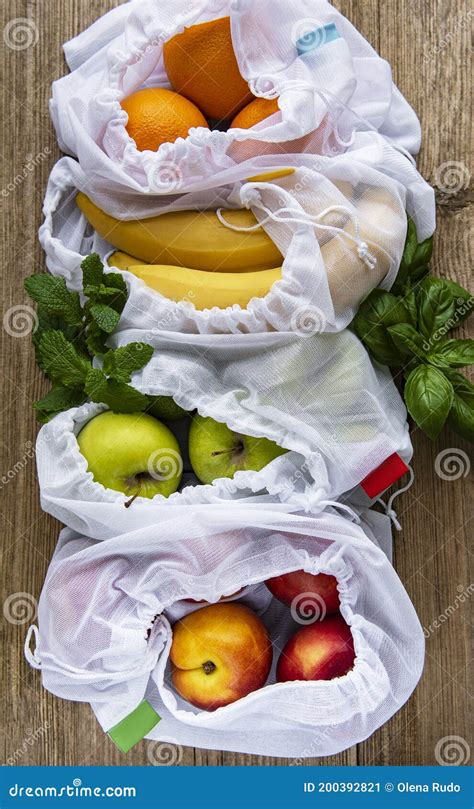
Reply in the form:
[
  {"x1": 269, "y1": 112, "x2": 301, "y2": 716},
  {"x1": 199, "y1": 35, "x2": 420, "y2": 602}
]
[
  {"x1": 170, "y1": 603, "x2": 272, "y2": 710},
  {"x1": 277, "y1": 615, "x2": 355, "y2": 682},
  {"x1": 265, "y1": 570, "x2": 340, "y2": 618}
]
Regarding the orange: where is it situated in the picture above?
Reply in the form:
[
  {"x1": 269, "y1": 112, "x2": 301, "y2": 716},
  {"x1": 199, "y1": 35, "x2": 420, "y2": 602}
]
[
  {"x1": 231, "y1": 97, "x2": 280, "y2": 129},
  {"x1": 121, "y1": 87, "x2": 208, "y2": 152},
  {"x1": 163, "y1": 17, "x2": 253, "y2": 121}
]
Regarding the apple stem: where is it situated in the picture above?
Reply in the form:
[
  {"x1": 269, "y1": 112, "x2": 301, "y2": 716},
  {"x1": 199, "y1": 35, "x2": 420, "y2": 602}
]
[
  {"x1": 202, "y1": 661, "x2": 217, "y2": 675},
  {"x1": 211, "y1": 446, "x2": 242, "y2": 457},
  {"x1": 124, "y1": 478, "x2": 143, "y2": 509}
]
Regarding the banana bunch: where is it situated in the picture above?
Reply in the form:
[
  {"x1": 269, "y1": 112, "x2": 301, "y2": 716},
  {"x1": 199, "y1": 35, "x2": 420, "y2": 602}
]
[{"x1": 77, "y1": 192, "x2": 283, "y2": 310}]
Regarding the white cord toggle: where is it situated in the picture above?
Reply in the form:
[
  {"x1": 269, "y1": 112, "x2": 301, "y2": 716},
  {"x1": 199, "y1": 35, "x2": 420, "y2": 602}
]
[
  {"x1": 216, "y1": 202, "x2": 378, "y2": 270},
  {"x1": 376, "y1": 465, "x2": 415, "y2": 532},
  {"x1": 24, "y1": 624, "x2": 42, "y2": 669}
]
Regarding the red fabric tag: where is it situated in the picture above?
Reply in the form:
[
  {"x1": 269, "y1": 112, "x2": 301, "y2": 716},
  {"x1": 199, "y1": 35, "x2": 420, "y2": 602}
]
[{"x1": 360, "y1": 453, "x2": 410, "y2": 498}]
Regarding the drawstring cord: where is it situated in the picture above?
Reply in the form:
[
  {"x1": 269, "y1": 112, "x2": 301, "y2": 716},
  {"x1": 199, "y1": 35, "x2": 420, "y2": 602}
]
[
  {"x1": 317, "y1": 500, "x2": 361, "y2": 523},
  {"x1": 24, "y1": 625, "x2": 41, "y2": 669},
  {"x1": 376, "y1": 466, "x2": 415, "y2": 532},
  {"x1": 216, "y1": 202, "x2": 378, "y2": 270}
]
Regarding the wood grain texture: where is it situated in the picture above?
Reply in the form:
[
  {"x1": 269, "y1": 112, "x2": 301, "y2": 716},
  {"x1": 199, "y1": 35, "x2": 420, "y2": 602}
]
[{"x1": 1, "y1": 0, "x2": 472, "y2": 767}]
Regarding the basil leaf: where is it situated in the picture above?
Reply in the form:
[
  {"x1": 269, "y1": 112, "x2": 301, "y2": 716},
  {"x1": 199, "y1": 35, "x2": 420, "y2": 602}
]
[
  {"x1": 353, "y1": 289, "x2": 411, "y2": 365},
  {"x1": 418, "y1": 277, "x2": 456, "y2": 343},
  {"x1": 387, "y1": 324, "x2": 428, "y2": 360},
  {"x1": 443, "y1": 281, "x2": 474, "y2": 326},
  {"x1": 429, "y1": 339, "x2": 474, "y2": 369},
  {"x1": 412, "y1": 235, "x2": 433, "y2": 270},
  {"x1": 404, "y1": 365, "x2": 454, "y2": 439},
  {"x1": 444, "y1": 371, "x2": 474, "y2": 442},
  {"x1": 402, "y1": 288, "x2": 418, "y2": 329}
]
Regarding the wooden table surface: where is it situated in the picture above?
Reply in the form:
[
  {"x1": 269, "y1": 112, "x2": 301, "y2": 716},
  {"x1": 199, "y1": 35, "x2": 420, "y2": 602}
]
[{"x1": 1, "y1": 0, "x2": 472, "y2": 768}]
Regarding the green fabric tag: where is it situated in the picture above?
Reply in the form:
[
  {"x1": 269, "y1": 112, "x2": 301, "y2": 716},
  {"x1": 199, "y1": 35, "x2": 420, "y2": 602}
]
[{"x1": 108, "y1": 701, "x2": 161, "y2": 753}]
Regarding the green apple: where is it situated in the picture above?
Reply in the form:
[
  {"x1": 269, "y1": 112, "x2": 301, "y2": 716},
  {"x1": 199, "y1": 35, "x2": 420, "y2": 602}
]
[
  {"x1": 188, "y1": 415, "x2": 287, "y2": 484},
  {"x1": 146, "y1": 395, "x2": 189, "y2": 422},
  {"x1": 77, "y1": 411, "x2": 183, "y2": 501}
]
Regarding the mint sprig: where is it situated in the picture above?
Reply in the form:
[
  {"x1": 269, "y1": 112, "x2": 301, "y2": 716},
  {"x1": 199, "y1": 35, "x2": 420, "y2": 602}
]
[
  {"x1": 353, "y1": 219, "x2": 474, "y2": 442},
  {"x1": 25, "y1": 254, "x2": 155, "y2": 422}
]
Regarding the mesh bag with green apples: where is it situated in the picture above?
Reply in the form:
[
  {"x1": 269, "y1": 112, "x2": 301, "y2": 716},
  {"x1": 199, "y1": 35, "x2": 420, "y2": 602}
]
[{"x1": 34, "y1": 326, "x2": 412, "y2": 541}]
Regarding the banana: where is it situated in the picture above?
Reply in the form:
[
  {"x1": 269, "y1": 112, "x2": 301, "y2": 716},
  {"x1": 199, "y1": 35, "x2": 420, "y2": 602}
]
[
  {"x1": 107, "y1": 251, "x2": 141, "y2": 271},
  {"x1": 77, "y1": 193, "x2": 282, "y2": 272},
  {"x1": 127, "y1": 264, "x2": 282, "y2": 310}
]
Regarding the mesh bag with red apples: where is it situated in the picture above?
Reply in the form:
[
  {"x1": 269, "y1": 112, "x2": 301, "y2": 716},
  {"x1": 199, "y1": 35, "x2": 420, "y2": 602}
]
[{"x1": 25, "y1": 508, "x2": 424, "y2": 757}]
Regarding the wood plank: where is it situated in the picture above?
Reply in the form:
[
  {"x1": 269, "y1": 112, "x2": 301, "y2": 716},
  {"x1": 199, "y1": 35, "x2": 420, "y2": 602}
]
[{"x1": 1, "y1": 0, "x2": 471, "y2": 768}]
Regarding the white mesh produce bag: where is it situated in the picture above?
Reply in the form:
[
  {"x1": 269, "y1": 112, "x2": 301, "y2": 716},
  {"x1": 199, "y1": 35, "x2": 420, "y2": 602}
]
[
  {"x1": 39, "y1": 149, "x2": 427, "y2": 335},
  {"x1": 25, "y1": 509, "x2": 424, "y2": 757},
  {"x1": 50, "y1": 0, "x2": 426, "y2": 211},
  {"x1": 35, "y1": 327, "x2": 411, "y2": 540}
]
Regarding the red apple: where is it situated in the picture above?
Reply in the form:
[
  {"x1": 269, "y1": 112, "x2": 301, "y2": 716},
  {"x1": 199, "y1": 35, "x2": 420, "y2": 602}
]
[
  {"x1": 170, "y1": 603, "x2": 272, "y2": 710},
  {"x1": 277, "y1": 614, "x2": 355, "y2": 682},
  {"x1": 265, "y1": 570, "x2": 340, "y2": 619}
]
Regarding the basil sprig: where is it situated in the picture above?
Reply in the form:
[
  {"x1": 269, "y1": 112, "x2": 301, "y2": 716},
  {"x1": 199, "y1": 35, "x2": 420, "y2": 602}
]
[{"x1": 353, "y1": 220, "x2": 473, "y2": 442}]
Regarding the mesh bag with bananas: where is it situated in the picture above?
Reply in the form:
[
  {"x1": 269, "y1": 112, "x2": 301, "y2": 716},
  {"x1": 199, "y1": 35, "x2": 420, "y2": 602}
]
[
  {"x1": 25, "y1": 508, "x2": 424, "y2": 757},
  {"x1": 39, "y1": 148, "x2": 432, "y2": 333}
]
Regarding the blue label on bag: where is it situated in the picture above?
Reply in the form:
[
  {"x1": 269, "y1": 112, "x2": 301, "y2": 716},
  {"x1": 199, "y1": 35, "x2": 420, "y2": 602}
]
[{"x1": 297, "y1": 22, "x2": 341, "y2": 56}]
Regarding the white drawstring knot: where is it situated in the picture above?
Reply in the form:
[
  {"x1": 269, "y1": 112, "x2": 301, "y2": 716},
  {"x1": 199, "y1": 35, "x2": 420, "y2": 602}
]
[
  {"x1": 216, "y1": 201, "x2": 378, "y2": 271},
  {"x1": 376, "y1": 465, "x2": 415, "y2": 532}
]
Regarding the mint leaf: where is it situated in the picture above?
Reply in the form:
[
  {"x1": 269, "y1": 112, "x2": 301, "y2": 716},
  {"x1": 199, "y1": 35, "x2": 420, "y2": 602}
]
[
  {"x1": 102, "y1": 343, "x2": 154, "y2": 383},
  {"x1": 103, "y1": 272, "x2": 127, "y2": 294},
  {"x1": 404, "y1": 365, "x2": 453, "y2": 439},
  {"x1": 34, "y1": 385, "x2": 87, "y2": 421},
  {"x1": 38, "y1": 330, "x2": 91, "y2": 386},
  {"x1": 387, "y1": 324, "x2": 427, "y2": 360},
  {"x1": 85, "y1": 369, "x2": 149, "y2": 413},
  {"x1": 429, "y1": 339, "x2": 474, "y2": 369},
  {"x1": 418, "y1": 278, "x2": 456, "y2": 342},
  {"x1": 86, "y1": 321, "x2": 108, "y2": 356},
  {"x1": 89, "y1": 304, "x2": 121, "y2": 334},
  {"x1": 24, "y1": 275, "x2": 83, "y2": 325},
  {"x1": 81, "y1": 253, "x2": 104, "y2": 288}
]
